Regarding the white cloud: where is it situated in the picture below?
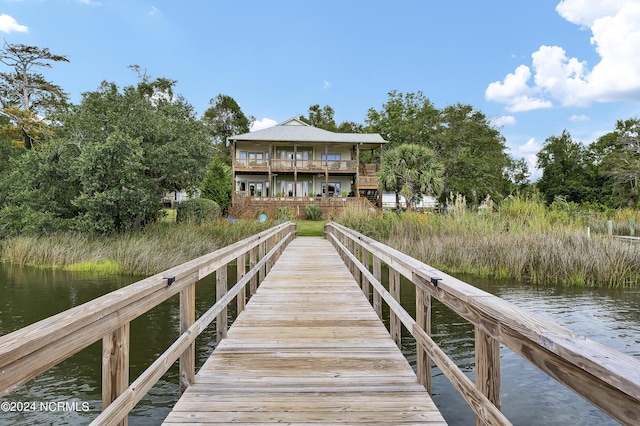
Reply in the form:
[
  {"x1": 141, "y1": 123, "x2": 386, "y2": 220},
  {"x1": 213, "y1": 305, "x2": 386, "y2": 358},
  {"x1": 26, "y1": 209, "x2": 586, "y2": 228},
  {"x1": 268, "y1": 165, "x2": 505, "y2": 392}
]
[
  {"x1": 149, "y1": 6, "x2": 160, "y2": 16},
  {"x1": 250, "y1": 118, "x2": 278, "y2": 132},
  {"x1": 322, "y1": 80, "x2": 331, "y2": 89},
  {"x1": 485, "y1": 65, "x2": 553, "y2": 111},
  {"x1": 518, "y1": 137, "x2": 543, "y2": 154},
  {"x1": 516, "y1": 138, "x2": 544, "y2": 180},
  {"x1": 569, "y1": 114, "x2": 590, "y2": 121},
  {"x1": 491, "y1": 115, "x2": 516, "y2": 127},
  {"x1": 487, "y1": 1, "x2": 640, "y2": 110},
  {"x1": 0, "y1": 14, "x2": 27, "y2": 33}
]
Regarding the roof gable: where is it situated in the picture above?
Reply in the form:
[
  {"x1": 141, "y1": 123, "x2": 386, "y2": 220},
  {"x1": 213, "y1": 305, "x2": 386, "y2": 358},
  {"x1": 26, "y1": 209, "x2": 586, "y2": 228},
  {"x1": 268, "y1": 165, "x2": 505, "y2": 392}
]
[{"x1": 230, "y1": 118, "x2": 387, "y2": 147}]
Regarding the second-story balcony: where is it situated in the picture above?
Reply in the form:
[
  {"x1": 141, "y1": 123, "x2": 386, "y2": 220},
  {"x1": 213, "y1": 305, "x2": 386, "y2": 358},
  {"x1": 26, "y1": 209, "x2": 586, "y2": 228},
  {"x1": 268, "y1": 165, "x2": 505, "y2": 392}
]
[{"x1": 234, "y1": 158, "x2": 358, "y2": 173}]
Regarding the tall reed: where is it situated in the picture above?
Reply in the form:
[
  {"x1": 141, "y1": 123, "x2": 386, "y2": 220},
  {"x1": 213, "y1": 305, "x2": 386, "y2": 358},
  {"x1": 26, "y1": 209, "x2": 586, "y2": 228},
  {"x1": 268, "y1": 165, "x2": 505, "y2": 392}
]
[
  {"x1": 1, "y1": 219, "x2": 271, "y2": 275},
  {"x1": 334, "y1": 195, "x2": 640, "y2": 288}
]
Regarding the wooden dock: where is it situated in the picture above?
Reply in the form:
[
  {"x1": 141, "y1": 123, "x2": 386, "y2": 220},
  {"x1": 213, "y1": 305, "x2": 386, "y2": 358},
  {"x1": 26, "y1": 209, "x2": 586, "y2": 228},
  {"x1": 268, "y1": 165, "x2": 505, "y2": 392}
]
[{"x1": 163, "y1": 237, "x2": 446, "y2": 425}]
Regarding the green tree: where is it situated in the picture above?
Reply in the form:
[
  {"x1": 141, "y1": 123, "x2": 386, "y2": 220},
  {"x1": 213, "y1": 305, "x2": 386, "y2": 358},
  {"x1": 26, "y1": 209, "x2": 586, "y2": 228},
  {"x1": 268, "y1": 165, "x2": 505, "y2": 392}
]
[
  {"x1": 366, "y1": 93, "x2": 511, "y2": 204},
  {"x1": 536, "y1": 130, "x2": 595, "y2": 204},
  {"x1": 365, "y1": 90, "x2": 440, "y2": 147},
  {"x1": 0, "y1": 42, "x2": 69, "y2": 149},
  {"x1": 72, "y1": 130, "x2": 156, "y2": 233},
  {"x1": 434, "y1": 104, "x2": 511, "y2": 204},
  {"x1": 503, "y1": 157, "x2": 531, "y2": 195},
  {"x1": 202, "y1": 94, "x2": 253, "y2": 162},
  {"x1": 201, "y1": 157, "x2": 232, "y2": 213},
  {"x1": 300, "y1": 104, "x2": 364, "y2": 133},
  {"x1": 300, "y1": 104, "x2": 338, "y2": 131},
  {"x1": 596, "y1": 118, "x2": 640, "y2": 207},
  {"x1": 377, "y1": 144, "x2": 444, "y2": 211},
  {"x1": 0, "y1": 140, "x2": 80, "y2": 236}
]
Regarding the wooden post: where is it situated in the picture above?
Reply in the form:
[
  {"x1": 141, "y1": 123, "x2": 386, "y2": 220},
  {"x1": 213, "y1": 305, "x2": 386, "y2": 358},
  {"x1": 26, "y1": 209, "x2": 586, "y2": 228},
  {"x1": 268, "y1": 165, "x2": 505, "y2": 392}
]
[
  {"x1": 237, "y1": 253, "x2": 246, "y2": 315},
  {"x1": 266, "y1": 236, "x2": 274, "y2": 274},
  {"x1": 475, "y1": 326, "x2": 501, "y2": 426},
  {"x1": 362, "y1": 248, "x2": 370, "y2": 302},
  {"x1": 258, "y1": 241, "x2": 266, "y2": 285},
  {"x1": 631, "y1": 219, "x2": 636, "y2": 237},
  {"x1": 373, "y1": 256, "x2": 382, "y2": 318},
  {"x1": 607, "y1": 220, "x2": 613, "y2": 236},
  {"x1": 416, "y1": 286, "x2": 432, "y2": 394},
  {"x1": 216, "y1": 265, "x2": 228, "y2": 343},
  {"x1": 389, "y1": 268, "x2": 401, "y2": 348},
  {"x1": 102, "y1": 323, "x2": 130, "y2": 426},
  {"x1": 355, "y1": 143, "x2": 360, "y2": 197},
  {"x1": 179, "y1": 284, "x2": 195, "y2": 393},
  {"x1": 353, "y1": 242, "x2": 361, "y2": 285},
  {"x1": 294, "y1": 144, "x2": 298, "y2": 196},
  {"x1": 324, "y1": 143, "x2": 329, "y2": 197},
  {"x1": 249, "y1": 246, "x2": 258, "y2": 296}
]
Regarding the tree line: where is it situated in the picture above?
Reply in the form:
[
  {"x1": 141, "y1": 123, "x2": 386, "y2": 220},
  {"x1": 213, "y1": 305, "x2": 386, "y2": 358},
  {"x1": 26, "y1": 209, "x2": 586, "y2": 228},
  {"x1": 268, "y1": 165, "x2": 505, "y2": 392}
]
[{"x1": 0, "y1": 42, "x2": 637, "y2": 236}]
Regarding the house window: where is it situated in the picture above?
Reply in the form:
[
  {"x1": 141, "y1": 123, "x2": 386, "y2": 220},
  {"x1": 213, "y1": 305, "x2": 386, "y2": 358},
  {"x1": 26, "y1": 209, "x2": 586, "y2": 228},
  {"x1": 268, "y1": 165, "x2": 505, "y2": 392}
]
[
  {"x1": 322, "y1": 182, "x2": 341, "y2": 197},
  {"x1": 321, "y1": 153, "x2": 341, "y2": 162}
]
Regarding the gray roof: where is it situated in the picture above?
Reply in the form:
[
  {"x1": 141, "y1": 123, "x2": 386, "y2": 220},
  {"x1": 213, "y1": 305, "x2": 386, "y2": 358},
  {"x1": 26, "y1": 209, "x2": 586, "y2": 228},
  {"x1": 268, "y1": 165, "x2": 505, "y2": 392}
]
[{"x1": 229, "y1": 118, "x2": 387, "y2": 148}]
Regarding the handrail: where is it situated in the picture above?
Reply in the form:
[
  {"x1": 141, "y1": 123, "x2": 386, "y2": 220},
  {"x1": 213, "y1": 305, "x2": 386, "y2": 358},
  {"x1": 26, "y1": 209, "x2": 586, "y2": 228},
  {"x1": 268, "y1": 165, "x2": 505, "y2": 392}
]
[
  {"x1": 0, "y1": 222, "x2": 297, "y2": 425},
  {"x1": 90, "y1": 230, "x2": 294, "y2": 426},
  {"x1": 325, "y1": 221, "x2": 640, "y2": 426}
]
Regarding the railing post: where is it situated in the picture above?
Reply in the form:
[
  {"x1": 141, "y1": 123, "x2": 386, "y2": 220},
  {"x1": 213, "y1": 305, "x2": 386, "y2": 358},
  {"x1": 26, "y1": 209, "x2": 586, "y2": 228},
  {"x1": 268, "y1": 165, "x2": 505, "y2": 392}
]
[
  {"x1": 475, "y1": 326, "x2": 501, "y2": 426},
  {"x1": 361, "y1": 247, "x2": 370, "y2": 302},
  {"x1": 216, "y1": 265, "x2": 228, "y2": 343},
  {"x1": 258, "y1": 240, "x2": 266, "y2": 285},
  {"x1": 249, "y1": 246, "x2": 258, "y2": 296},
  {"x1": 353, "y1": 242, "x2": 361, "y2": 286},
  {"x1": 179, "y1": 284, "x2": 195, "y2": 393},
  {"x1": 373, "y1": 256, "x2": 382, "y2": 318},
  {"x1": 237, "y1": 253, "x2": 246, "y2": 315},
  {"x1": 102, "y1": 323, "x2": 130, "y2": 426},
  {"x1": 389, "y1": 268, "x2": 401, "y2": 348},
  {"x1": 416, "y1": 286, "x2": 432, "y2": 394}
]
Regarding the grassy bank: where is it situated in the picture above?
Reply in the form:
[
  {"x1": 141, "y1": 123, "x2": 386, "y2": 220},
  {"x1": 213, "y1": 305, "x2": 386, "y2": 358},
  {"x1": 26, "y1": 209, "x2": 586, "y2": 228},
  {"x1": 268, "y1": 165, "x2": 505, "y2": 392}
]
[
  {"x1": 296, "y1": 220, "x2": 325, "y2": 237},
  {"x1": 1, "y1": 219, "x2": 271, "y2": 275},
  {"x1": 334, "y1": 196, "x2": 640, "y2": 288}
]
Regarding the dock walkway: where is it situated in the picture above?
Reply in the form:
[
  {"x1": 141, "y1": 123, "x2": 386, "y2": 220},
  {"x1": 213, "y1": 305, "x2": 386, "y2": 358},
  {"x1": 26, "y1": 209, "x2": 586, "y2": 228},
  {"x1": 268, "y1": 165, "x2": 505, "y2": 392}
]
[{"x1": 163, "y1": 237, "x2": 446, "y2": 425}]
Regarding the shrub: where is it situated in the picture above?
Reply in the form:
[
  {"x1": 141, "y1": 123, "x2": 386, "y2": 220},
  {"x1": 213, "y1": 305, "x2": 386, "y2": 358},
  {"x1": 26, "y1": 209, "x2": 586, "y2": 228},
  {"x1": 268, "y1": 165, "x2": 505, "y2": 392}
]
[
  {"x1": 176, "y1": 198, "x2": 220, "y2": 224},
  {"x1": 275, "y1": 206, "x2": 294, "y2": 222},
  {"x1": 305, "y1": 204, "x2": 322, "y2": 220}
]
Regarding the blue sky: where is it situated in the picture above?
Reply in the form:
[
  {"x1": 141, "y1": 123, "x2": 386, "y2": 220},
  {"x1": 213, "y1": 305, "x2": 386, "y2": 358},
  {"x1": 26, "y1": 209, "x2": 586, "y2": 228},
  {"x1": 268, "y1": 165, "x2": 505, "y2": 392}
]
[{"x1": 2, "y1": 1, "x2": 640, "y2": 179}]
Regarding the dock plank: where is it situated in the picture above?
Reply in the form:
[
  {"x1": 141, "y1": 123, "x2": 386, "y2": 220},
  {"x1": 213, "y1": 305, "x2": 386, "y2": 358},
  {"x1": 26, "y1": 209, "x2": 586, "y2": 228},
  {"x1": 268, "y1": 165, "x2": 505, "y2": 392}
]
[{"x1": 163, "y1": 237, "x2": 446, "y2": 425}]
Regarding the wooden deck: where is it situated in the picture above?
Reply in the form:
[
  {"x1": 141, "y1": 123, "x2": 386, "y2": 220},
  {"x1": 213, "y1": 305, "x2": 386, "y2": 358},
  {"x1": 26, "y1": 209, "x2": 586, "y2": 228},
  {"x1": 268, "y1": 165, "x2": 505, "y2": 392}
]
[{"x1": 163, "y1": 237, "x2": 446, "y2": 425}]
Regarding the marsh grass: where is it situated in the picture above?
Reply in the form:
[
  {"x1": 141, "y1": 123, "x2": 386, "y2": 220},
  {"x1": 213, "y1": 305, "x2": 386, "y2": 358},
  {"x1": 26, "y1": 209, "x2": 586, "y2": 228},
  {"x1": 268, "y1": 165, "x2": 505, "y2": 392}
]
[
  {"x1": 335, "y1": 196, "x2": 640, "y2": 288},
  {"x1": 1, "y1": 219, "x2": 272, "y2": 275}
]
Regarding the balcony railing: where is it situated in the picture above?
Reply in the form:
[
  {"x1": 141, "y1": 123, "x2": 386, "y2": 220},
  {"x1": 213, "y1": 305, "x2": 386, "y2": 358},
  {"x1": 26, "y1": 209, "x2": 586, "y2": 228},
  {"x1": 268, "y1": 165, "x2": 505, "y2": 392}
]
[
  {"x1": 358, "y1": 176, "x2": 378, "y2": 188},
  {"x1": 234, "y1": 158, "x2": 357, "y2": 173}
]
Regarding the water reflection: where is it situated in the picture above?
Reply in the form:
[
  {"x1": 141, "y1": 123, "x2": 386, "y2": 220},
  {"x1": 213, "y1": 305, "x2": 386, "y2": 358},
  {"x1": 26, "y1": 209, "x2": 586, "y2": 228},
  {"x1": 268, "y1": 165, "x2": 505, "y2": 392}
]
[
  {"x1": 0, "y1": 263, "x2": 638, "y2": 425},
  {"x1": 395, "y1": 272, "x2": 640, "y2": 425}
]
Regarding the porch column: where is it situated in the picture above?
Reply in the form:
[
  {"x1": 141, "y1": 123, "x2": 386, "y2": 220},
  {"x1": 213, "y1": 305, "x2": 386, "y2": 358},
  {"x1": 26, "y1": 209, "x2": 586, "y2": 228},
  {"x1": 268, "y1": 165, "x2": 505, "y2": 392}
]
[
  {"x1": 378, "y1": 144, "x2": 384, "y2": 207},
  {"x1": 293, "y1": 144, "x2": 298, "y2": 197},
  {"x1": 324, "y1": 143, "x2": 329, "y2": 197},
  {"x1": 231, "y1": 139, "x2": 236, "y2": 205},
  {"x1": 355, "y1": 143, "x2": 360, "y2": 197},
  {"x1": 268, "y1": 142, "x2": 272, "y2": 197}
]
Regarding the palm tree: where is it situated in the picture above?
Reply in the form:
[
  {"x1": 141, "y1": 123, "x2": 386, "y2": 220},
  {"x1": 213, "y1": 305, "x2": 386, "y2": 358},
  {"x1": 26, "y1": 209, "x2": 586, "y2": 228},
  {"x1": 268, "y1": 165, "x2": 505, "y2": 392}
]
[{"x1": 377, "y1": 144, "x2": 444, "y2": 211}]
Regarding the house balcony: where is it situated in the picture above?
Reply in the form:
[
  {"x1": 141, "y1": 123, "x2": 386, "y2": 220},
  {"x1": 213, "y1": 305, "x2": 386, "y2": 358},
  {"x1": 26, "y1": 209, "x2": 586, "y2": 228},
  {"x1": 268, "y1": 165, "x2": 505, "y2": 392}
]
[
  {"x1": 358, "y1": 176, "x2": 378, "y2": 189},
  {"x1": 234, "y1": 158, "x2": 358, "y2": 174}
]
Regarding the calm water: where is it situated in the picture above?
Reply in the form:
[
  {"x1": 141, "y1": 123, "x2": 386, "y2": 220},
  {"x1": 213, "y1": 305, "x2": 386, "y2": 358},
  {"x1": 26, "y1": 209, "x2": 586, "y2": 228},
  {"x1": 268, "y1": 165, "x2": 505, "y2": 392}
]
[{"x1": 0, "y1": 263, "x2": 639, "y2": 425}]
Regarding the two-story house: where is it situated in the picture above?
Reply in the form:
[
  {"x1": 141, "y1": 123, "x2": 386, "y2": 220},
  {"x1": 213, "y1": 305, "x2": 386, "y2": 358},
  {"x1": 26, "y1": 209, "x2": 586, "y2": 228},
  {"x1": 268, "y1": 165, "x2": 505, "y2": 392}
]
[{"x1": 228, "y1": 118, "x2": 387, "y2": 218}]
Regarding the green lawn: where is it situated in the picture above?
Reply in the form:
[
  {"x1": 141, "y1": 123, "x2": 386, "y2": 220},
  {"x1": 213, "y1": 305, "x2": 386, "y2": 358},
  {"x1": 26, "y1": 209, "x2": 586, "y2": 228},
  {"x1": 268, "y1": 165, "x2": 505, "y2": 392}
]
[{"x1": 296, "y1": 220, "x2": 325, "y2": 236}]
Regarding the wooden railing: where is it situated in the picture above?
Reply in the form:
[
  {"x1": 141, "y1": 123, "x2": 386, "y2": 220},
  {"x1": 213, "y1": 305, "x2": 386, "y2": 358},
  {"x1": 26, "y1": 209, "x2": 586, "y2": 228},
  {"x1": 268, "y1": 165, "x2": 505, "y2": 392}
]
[
  {"x1": 234, "y1": 158, "x2": 358, "y2": 173},
  {"x1": 325, "y1": 222, "x2": 640, "y2": 426},
  {"x1": 358, "y1": 175, "x2": 378, "y2": 188},
  {"x1": 0, "y1": 222, "x2": 296, "y2": 426}
]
